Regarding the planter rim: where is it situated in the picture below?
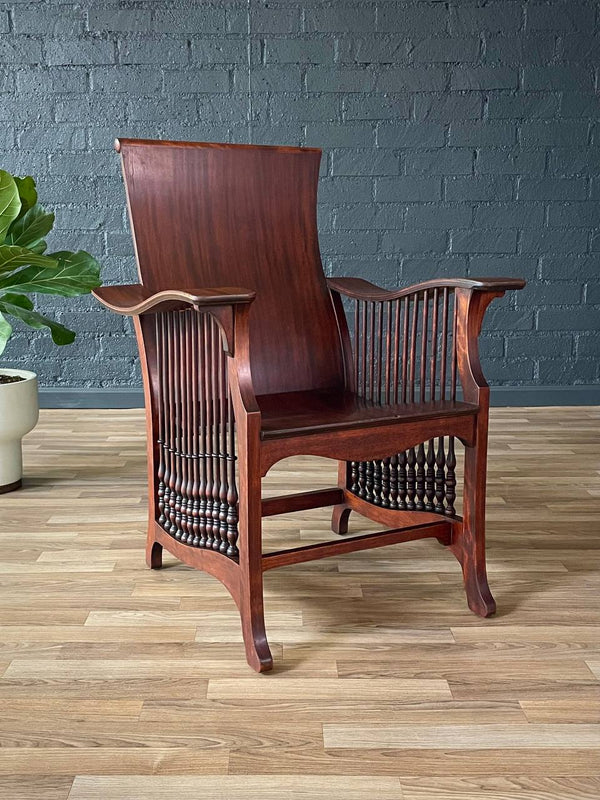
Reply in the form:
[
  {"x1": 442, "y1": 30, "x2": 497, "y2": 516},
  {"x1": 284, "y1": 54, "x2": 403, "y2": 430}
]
[{"x1": 0, "y1": 368, "x2": 37, "y2": 384}]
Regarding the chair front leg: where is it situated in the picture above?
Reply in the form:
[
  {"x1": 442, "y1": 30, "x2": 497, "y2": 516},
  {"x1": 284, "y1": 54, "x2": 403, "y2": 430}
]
[
  {"x1": 237, "y1": 419, "x2": 273, "y2": 673},
  {"x1": 449, "y1": 412, "x2": 495, "y2": 617}
]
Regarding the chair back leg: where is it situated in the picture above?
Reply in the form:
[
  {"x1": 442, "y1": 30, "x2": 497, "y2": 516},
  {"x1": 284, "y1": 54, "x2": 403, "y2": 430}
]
[
  {"x1": 331, "y1": 461, "x2": 351, "y2": 534},
  {"x1": 331, "y1": 502, "x2": 352, "y2": 535}
]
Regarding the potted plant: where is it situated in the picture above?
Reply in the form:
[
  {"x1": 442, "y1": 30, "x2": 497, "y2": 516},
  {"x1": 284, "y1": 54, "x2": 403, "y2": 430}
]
[{"x1": 0, "y1": 169, "x2": 101, "y2": 493}]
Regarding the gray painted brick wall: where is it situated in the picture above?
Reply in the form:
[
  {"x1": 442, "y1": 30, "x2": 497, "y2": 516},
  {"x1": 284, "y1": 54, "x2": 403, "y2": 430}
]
[{"x1": 0, "y1": 0, "x2": 599, "y2": 391}]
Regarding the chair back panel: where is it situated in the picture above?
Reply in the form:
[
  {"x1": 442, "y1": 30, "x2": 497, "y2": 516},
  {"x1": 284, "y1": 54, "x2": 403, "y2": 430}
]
[{"x1": 118, "y1": 139, "x2": 345, "y2": 396}]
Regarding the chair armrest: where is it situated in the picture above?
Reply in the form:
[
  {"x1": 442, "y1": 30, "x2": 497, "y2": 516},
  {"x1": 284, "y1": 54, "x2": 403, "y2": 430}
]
[
  {"x1": 95, "y1": 283, "x2": 261, "y2": 418},
  {"x1": 93, "y1": 284, "x2": 256, "y2": 315},
  {"x1": 327, "y1": 276, "x2": 525, "y2": 301},
  {"x1": 328, "y1": 274, "x2": 525, "y2": 407}
]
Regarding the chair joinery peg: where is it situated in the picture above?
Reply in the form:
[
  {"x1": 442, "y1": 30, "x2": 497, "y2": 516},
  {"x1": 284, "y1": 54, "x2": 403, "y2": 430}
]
[{"x1": 94, "y1": 138, "x2": 525, "y2": 672}]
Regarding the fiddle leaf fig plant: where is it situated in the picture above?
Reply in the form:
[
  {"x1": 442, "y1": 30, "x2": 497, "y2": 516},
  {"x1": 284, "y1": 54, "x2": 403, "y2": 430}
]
[{"x1": 0, "y1": 169, "x2": 102, "y2": 356}]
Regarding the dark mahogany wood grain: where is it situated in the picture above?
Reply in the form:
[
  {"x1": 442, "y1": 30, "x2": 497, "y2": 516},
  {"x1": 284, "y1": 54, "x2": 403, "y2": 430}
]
[
  {"x1": 93, "y1": 138, "x2": 525, "y2": 673},
  {"x1": 258, "y1": 391, "x2": 478, "y2": 439},
  {"x1": 117, "y1": 137, "x2": 344, "y2": 397}
]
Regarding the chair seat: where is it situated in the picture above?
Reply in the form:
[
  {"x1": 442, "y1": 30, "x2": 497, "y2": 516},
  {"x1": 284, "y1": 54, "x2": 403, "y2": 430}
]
[{"x1": 258, "y1": 389, "x2": 478, "y2": 440}]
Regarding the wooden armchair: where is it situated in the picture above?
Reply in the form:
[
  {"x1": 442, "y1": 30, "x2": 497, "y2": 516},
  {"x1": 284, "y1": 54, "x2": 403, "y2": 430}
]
[{"x1": 94, "y1": 139, "x2": 525, "y2": 672}]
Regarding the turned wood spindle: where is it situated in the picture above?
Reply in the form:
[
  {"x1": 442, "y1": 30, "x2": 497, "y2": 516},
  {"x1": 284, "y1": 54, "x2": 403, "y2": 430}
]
[
  {"x1": 384, "y1": 300, "x2": 392, "y2": 405},
  {"x1": 372, "y1": 459, "x2": 383, "y2": 506},
  {"x1": 440, "y1": 287, "x2": 449, "y2": 401},
  {"x1": 365, "y1": 459, "x2": 374, "y2": 503},
  {"x1": 415, "y1": 442, "x2": 426, "y2": 511},
  {"x1": 368, "y1": 300, "x2": 375, "y2": 402},
  {"x1": 389, "y1": 453, "x2": 398, "y2": 509},
  {"x1": 155, "y1": 313, "x2": 166, "y2": 528},
  {"x1": 414, "y1": 290, "x2": 429, "y2": 511},
  {"x1": 376, "y1": 301, "x2": 383, "y2": 404},
  {"x1": 217, "y1": 329, "x2": 228, "y2": 552},
  {"x1": 401, "y1": 295, "x2": 409, "y2": 403},
  {"x1": 406, "y1": 446, "x2": 416, "y2": 511},
  {"x1": 425, "y1": 439, "x2": 435, "y2": 512},
  {"x1": 350, "y1": 461, "x2": 359, "y2": 494},
  {"x1": 408, "y1": 293, "x2": 418, "y2": 404},
  {"x1": 381, "y1": 457, "x2": 391, "y2": 508},
  {"x1": 445, "y1": 298, "x2": 458, "y2": 517},
  {"x1": 198, "y1": 314, "x2": 208, "y2": 547},
  {"x1": 210, "y1": 319, "x2": 222, "y2": 550},
  {"x1": 435, "y1": 436, "x2": 446, "y2": 513},
  {"x1": 430, "y1": 287, "x2": 439, "y2": 401},
  {"x1": 392, "y1": 297, "x2": 401, "y2": 404},
  {"x1": 357, "y1": 459, "x2": 367, "y2": 499},
  {"x1": 204, "y1": 318, "x2": 216, "y2": 549},
  {"x1": 370, "y1": 303, "x2": 384, "y2": 503},
  {"x1": 173, "y1": 314, "x2": 185, "y2": 538},
  {"x1": 160, "y1": 313, "x2": 171, "y2": 530},
  {"x1": 179, "y1": 312, "x2": 191, "y2": 542},
  {"x1": 166, "y1": 313, "x2": 178, "y2": 535},
  {"x1": 397, "y1": 449, "x2": 407, "y2": 510},
  {"x1": 225, "y1": 391, "x2": 239, "y2": 558},
  {"x1": 184, "y1": 311, "x2": 196, "y2": 543},
  {"x1": 360, "y1": 298, "x2": 367, "y2": 398},
  {"x1": 420, "y1": 289, "x2": 428, "y2": 404},
  {"x1": 350, "y1": 298, "x2": 360, "y2": 492},
  {"x1": 191, "y1": 312, "x2": 200, "y2": 546}
]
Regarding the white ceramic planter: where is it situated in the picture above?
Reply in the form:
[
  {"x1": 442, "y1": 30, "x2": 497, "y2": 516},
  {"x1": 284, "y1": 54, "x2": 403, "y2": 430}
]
[{"x1": 0, "y1": 368, "x2": 39, "y2": 493}]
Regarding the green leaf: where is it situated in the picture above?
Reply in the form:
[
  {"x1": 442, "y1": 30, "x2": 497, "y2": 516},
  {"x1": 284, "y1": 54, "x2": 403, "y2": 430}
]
[
  {"x1": 47, "y1": 250, "x2": 102, "y2": 281},
  {"x1": 5, "y1": 203, "x2": 54, "y2": 249},
  {"x1": 0, "y1": 310, "x2": 12, "y2": 356},
  {"x1": 1, "y1": 292, "x2": 33, "y2": 310},
  {"x1": 0, "y1": 292, "x2": 76, "y2": 346},
  {"x1": 0, "y1": 250, "x2": 102, "y2": 297},
  {"x1": 13, "y1": 176, "x2": 37, "y2": 218},
  {"x1": 0, "y1": 170, "x2": 22, "y2": 244},
  {"x1": 0, "y1": 245, "x2": 58, "y2": 275},
  {"x1": 29, "y1": 240, "x2": 48, "y2": 254}
]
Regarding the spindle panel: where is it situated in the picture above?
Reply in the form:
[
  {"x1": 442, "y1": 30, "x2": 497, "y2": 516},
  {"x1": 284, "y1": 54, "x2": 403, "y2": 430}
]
[
  {"x1": 343, "y1": 288, "x2": 462, "y2": 516},
  {"x1": 154, "y1": 310, "x2": 239, "y2": 556}
]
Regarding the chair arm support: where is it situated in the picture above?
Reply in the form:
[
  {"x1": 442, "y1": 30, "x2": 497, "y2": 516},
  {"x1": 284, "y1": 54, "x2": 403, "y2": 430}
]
[
  {"x1": 93, "y1": 283, "x2": 256, "y2": 315},
  {"x1": 327, "y1": 276, "x2": 525, "y2": 301},
  {"x1": 454, "y1": 287, "x2": 508, "y2": 405}
]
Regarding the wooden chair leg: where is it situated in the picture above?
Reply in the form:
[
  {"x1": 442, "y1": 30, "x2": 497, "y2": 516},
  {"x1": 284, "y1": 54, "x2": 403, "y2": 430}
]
[
  {"x1": 332, "y1": 462, "x2": 351, "y2": 534},
  {"x1": 146, "y1": 534, "x2": 163, "y2": 569},
  {"x1": 237, "y1": 423, "x2": 273, "y2": 673},
  {"x1": 449, "y1": 426, "x2": 496, "y2": 618},
  {"x1": 238, "y1": 565, "x2": 273, "y2": 673},
  {"x1": 331, "y1": 504, "x2": 351, "y2": 535}
]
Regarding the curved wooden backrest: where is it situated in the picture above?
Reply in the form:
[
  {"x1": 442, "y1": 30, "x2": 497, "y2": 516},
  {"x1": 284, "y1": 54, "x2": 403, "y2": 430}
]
[{"x1": 118, "y1": 138, "x2": 345, "y2": 396}]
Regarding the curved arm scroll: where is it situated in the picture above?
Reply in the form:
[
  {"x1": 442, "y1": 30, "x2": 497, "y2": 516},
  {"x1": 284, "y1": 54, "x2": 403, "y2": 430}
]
[
  {"x1": 93, "y1": 284, "x2": 256, "y2": 358},
  {"x1": 328, "y1": 276, "x2": 525, "y2": 302},
  {"x1": 93, "y1": 284, "x2": 256, "y2": 315}
]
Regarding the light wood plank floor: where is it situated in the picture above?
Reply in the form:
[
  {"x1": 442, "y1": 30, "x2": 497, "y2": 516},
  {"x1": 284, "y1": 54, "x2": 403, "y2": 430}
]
[{"x1": 0, "y1": 407, "x2": 598, "y2": 800}]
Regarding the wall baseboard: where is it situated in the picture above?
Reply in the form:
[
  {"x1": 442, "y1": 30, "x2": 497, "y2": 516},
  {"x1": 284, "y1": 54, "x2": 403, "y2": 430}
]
[{"x1": 39, "y1": 385, "x2": 600, "y2": 409}]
